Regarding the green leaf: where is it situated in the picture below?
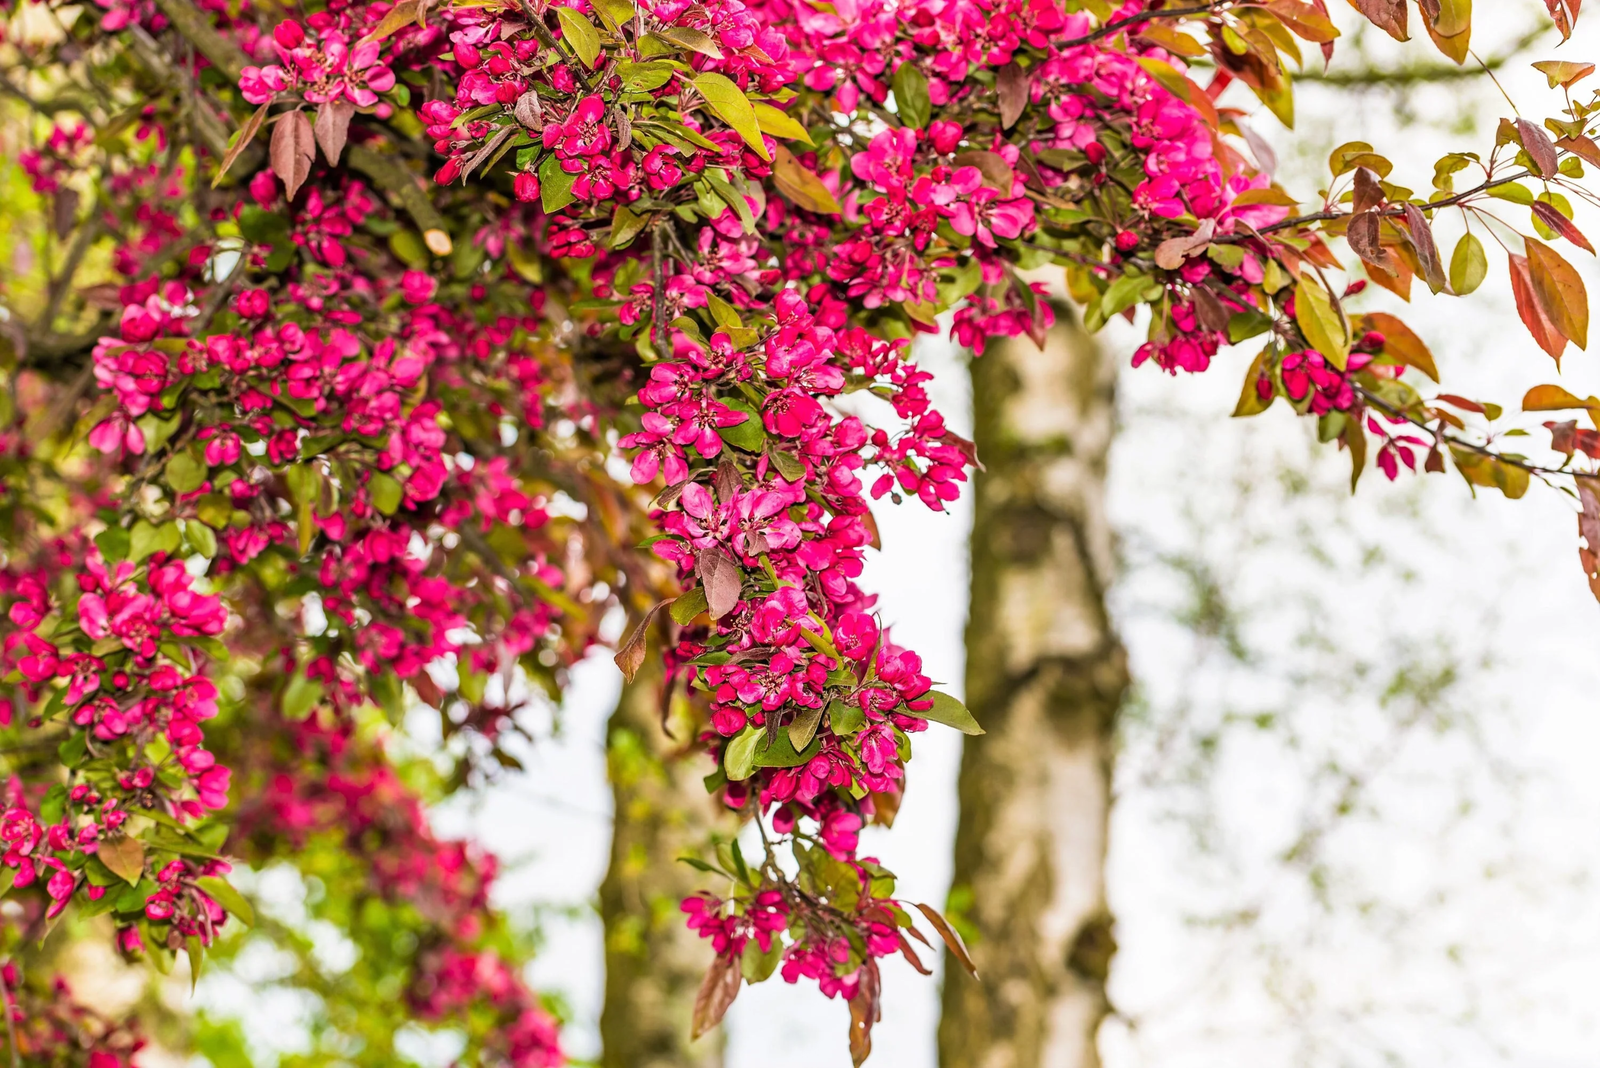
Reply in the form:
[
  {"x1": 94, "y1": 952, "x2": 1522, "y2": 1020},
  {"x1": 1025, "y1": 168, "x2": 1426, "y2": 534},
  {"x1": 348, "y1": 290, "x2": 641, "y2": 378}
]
[
  {"x1": 742, "y1": 936, "x2": 782, "y2": 983},
  {"x1": 369, "y1": 472, "x2": 403, "y2": 515},
  {"x1": 670, "y1": 586, "x2": 709, "y2": 624},
  {"x1": 828, "y1": 698, "x2": 865, "y2": 738},
  {"x1": 719, "y1": 398, "x2": 766, "y2": 451},
  {"x1": 753, "y1": 727, "x2": 821, "y2": 768},
  {"x1": 1449, "y1": 232, "x2": 1487, "y2": 295},
  {"x1": 129, "y1": 520, "x2": 181, "y2": 563},
  {"x1": 40, "y1": 785, "x2": 68, "y2": 824},
  {"x1": 611, "y1": 204, "x2": 649, "y2": 249},
  {"x1": 768, "y1": 447, "x2": 806, "y2": 482},
  {"x1": 753, "y1": 102, "x2": 812, "y2": 144},
  {"x1": 1486, "y1": 181, "x2": 1534, "y2": 205},
  {"x1": 693, "y1": 73, "x2": 768, "y2": 159},
  {"x1": 1293, "y1": 275, "x2": 1350, "y2": 369},
  {"x1": 165, "y1": 450, "x2": 206, "y2": 494},
  {"x1": 915, "y1": 690, "x2": 984, "y2": 734},
  {"x1": 195, "y1": 876, "x2": 255, "y2": 927},
  {"x1": 703, "y1": 172, "x2": 754, "y2": 233},
  {"x1": 788, "y1": 702, "x2": 824, "y2": 751},
  {"x1": 1100, "y1": 272, "x2": 1152, "y2": 318},
  {"x1": 95, "y1": 526, "x2": 131, "y2": 563},
  {"x1": 283, "y1": 672, "x2": 325, "y2": 720},
  {"x1": 57, "y1": 732, "x2": 89, "y2": 768},
  {"x1": 724, "y1": 725, "x2": 761, "y2": 781},
  {"x1": 654, "y1": 25, "x2": 723, "y2": 59},
  {"x1": 540, "y1": 153, "x2": 578, "y2": 213},
  {"x1": 555, "y1": 7, "x2": 602, "y2": 69},
  {"x1": 617, "y1": 60, "x2": 676, "y2": 91},
  {"x1": 891, "y1": 62, "x2": 931, "y2": 129}
]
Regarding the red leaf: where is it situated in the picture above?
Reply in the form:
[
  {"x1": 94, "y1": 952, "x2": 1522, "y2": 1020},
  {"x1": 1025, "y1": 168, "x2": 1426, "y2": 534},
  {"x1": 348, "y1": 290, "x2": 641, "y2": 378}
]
[
  {"x1": 270, "y1": 109, "x2": 316, "y2": 201},
  {"x1": 1517, "y1": 118, "x2": 1560, "y2": 178},
  {"x1": 1349, "y1": 0, "x2": 1409, "y2": 39},
  {"x1": 696, "y1": 545, "x2": 743, "y2": 620},
  {"x1": 1556, "y1": 134, "x2": 1600, "y2": 168},
  {"x1": 997, "y1": 62, "x2": 1027, "y2": 130},
  {"x1": 915, "y1": 902, "x2": 978, "y2": 978},
  {"x1": 1526, "y1": 237, "x2": 1590, "y2": 349},
  {"x1": 1508, "y1": 252, "x2": 1569, "y2": 362},
  {"x1": 1532, "y1": 201, "x2": 1595, "y2": 254},
  {"x1": 612, "y1": 598, "x2": 669, "y2": 682},
  {"x1": 846, "y1": 958, "x2": 881, "y2": 1068},
  {"x1": 690, "y1": 952, "x2": 741, "y2": 1039},
  {"x1": 1351, "y1": 168, "x2": 1385, "y2": 215},
  {"x1": 313, "y1": 99, "x2": 355, "y2": 166},
  {"x1": 212, "y1": 102, "x2": 270, "y2": 188},
  {"x1": 1402, "y1": 203, "x2": 1446, "y2": 293}
]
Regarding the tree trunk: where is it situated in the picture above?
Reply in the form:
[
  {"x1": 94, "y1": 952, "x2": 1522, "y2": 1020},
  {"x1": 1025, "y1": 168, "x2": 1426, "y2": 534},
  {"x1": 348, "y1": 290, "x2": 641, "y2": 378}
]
[
  {"x1": 599, "y1": 661, "x2": 729, "y2": 1068},
  {"x1": 938, "y1": 309, "x2": 1129, "y2": 1068}
]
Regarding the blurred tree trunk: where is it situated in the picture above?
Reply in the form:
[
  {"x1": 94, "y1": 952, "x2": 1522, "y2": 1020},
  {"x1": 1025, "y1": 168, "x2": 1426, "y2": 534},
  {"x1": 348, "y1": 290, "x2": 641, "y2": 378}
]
[
  {"x1": 938, "y1": 309, "x2": 1129, "y2": 1068},
  {"x1": 598, "y1": 660, "x2": 728, "y2": 1068}
]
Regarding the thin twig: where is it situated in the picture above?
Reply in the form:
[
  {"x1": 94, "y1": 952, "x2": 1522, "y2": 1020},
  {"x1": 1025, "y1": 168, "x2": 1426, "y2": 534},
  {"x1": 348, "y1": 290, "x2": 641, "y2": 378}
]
[{"x1": 1057, "y1": 2, "x2": 1229, "y2": 49}]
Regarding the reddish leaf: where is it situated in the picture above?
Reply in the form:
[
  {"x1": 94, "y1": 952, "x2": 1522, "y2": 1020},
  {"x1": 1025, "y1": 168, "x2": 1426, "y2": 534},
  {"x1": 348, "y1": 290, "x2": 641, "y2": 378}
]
[
  {"x1": 696, "y1": 545, "x2": 743, "y2": 620},
  {"x1": 895, "y1": 930, "x2": 932, "y2": 975},
  {"x1": 1517, "y1": 118, "x2": 1560, "y2": 178},
  {"x1": 1556, "y1": 134, "x2": 1600, "y2": 168},
  {"x1": 997, "y1": 62, "x2": 1027, "y2": 130},
  {"x1": 98, "y1": 835, "x2": 145, "y2": 885},
  {"x1": 613, "y1": 598, "x2": 669, "y2": 682},
  {"x1": 313, "y1": 99, "x2": 355, "y2": 166},
  {"x1": 1348, "y1": 0, "x2": 1409, "y2": 39},
  {"x1": 1361, "y1": 311, "x2": 1438, "y2": 380},
  {"x1": 1434, "y1": 393, "x2": 1486, "y2": 414},
  {"x1": 915, "y1": 902, "x2": 978, "y2": 978},
  {"x1": 690, "y1": 952, "x2": 741, "y2": 1039},
  {"x1": 846, "y1": 958, "x2": 881, "y2": 1068},
  {"x1": 1523, "y1": 383, "x2": 1598, "y2": 412},
  {"x1": 1508, "y1": 252, "x2": 1569, "y2": 362},
  {"x1": 952, "y1": 150, "x2": 1015, "y2": 191},
  {"x1": 1526, "y1": 237, "x2": 1590, "y2": 349},
  {"x1": 1533, "y1": 59, "x2": 1595, "y2": 88},
  {"x1": 771, "y1": 144, "x2": 842, "y2": 215},
  {"x1": 270, "y1": 109, "x2": 316, "y2": 201},
  {"x1": 212, "y1": 102, "x2": 270, "y2": 188},
  {"x1": 1401, "y1": 203, "x2": 1446, "y2": 293},
  {"x1": 1532, "y1": 201, "x2": 1595, "y2": 254},
  {"x1": 1545, "y1": 0, "x2": 1581, "y2": 42},
  {"x1": 1351, "y1": 167, "x2": 1385, "y2": 214},
  {"x1": 1347, "y1": 211, "x2": 1393, "y2": 273},
  {"x1": 1578, "y1": 477, "x2": 1600, "y2": 603}
]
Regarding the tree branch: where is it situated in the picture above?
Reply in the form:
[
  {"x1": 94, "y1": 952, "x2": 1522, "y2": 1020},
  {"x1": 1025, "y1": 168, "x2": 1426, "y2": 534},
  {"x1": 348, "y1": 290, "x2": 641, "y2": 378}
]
[{"x1": 1057, "y1": 2, "x2": 1229, "y2": 48}]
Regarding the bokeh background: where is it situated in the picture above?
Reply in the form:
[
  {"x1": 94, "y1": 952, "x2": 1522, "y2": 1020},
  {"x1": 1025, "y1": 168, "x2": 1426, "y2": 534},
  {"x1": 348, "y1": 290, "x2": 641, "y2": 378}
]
[{"x1": 190, "y1": 5, "x2": 1600, "y2": 1066}]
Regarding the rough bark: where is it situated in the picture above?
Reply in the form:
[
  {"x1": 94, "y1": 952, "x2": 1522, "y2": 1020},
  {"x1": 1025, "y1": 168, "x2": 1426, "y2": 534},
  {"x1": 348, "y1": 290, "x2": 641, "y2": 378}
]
[
  {"x1": 938, "y1": 309, "x2": 1129, "y2": 1068},
  {"x1": 598, "y1": 661, "x2": 729, "y2": 1068}
]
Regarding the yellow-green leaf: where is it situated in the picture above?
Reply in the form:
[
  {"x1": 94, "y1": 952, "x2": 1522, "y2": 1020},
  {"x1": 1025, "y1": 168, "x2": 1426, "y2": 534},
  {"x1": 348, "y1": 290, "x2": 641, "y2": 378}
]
[
  {"x1": 98, "y1": 836, "x2": 145, "y2": 885},
  {"x1": 555, "y1": 7, "x2": 602, "y2": 69},
  {"x1": 753, "y1": 102, "x2": 812, "y2": 144},
  {"x1": 770, "y1": 144, "x2": 840, "y2": 214},
  {"x1": 693, "y1": 72, "x2": 768, "y2": 160},
  {"x1": 1449, "y1": 232, "x2": 1487, "y2": 295},
  {"x1": 1294, "y1": 275, "x2": 1349, "y2": 368},
  {"x1": 1526, "y1": 237, "x2": 1589, "y2": 350}
]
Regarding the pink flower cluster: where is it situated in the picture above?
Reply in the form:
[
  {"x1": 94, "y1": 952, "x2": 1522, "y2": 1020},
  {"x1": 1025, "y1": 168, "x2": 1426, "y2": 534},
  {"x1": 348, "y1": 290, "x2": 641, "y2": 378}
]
[{"x1": 240, "y1": 18, "x2": 395, "y2": 106}]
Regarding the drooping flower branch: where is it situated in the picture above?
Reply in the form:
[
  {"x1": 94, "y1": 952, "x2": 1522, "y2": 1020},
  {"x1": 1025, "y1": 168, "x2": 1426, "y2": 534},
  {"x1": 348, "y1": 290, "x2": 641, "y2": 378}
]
[{"x1": 2, "y1": 0, "x2": 1597, "y2": 1061}]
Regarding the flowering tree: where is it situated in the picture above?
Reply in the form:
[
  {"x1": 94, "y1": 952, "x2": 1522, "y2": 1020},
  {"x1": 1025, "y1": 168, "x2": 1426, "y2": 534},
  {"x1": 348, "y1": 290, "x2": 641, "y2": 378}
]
[{"x1": 1, "y1": 0, "x2": 1596, "y2": 1062}]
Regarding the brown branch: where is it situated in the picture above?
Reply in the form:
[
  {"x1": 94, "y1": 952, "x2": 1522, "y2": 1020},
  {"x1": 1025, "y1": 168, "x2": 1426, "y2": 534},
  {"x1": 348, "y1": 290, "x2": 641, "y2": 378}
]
[
  {"x1": 1355, "y1": 384, "x2": 1574, "y2": 481},
  {"x1": 1057, "y1": 2, "x2": 1229, "y2": 48},
  {"x1": 1216, "y1": 168, "x2": 1538, "y2": 244}
]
